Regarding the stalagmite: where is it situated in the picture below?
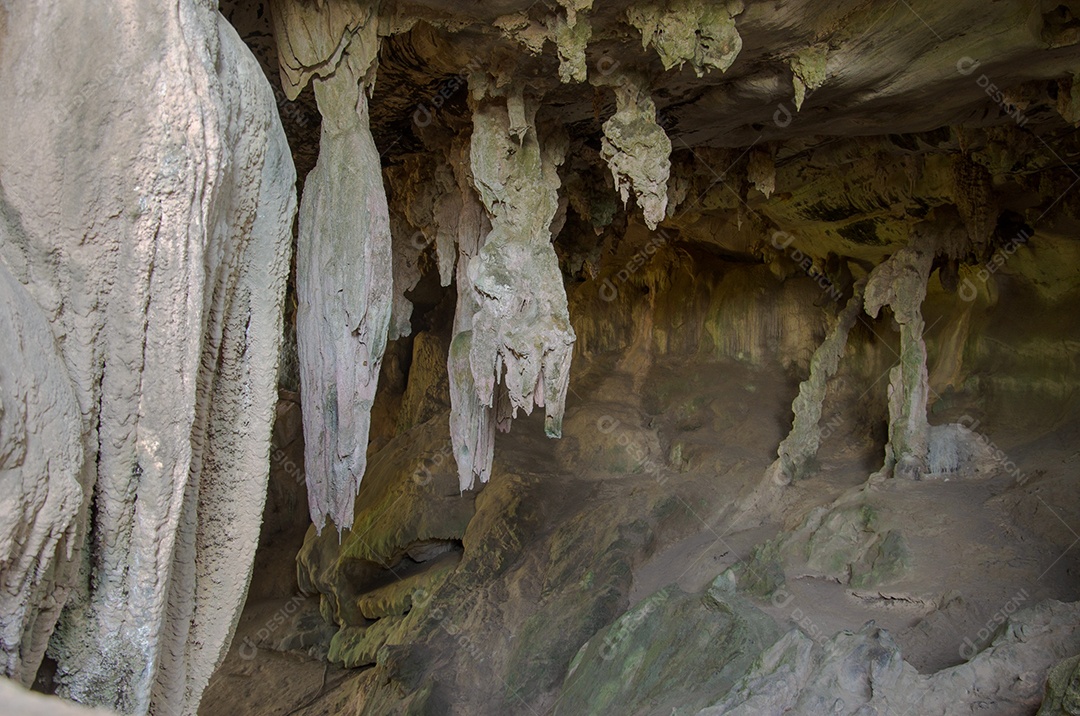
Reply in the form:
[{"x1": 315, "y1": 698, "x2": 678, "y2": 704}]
[
  {"x1": 773, "y1": 279, "x2": 866, "y2": 483},
  {"x1": 865, "y1": 242, "x2": 935, "y2": 479},
  {"x1": 271, "y1": 1, "x2": 392, "y2": 532},
  {"x1": 596, "y1": 72, "x2": 672, "y2": 230},
  {"x1": 0, "y1": 1, "x2": 296, "y2": 712}
]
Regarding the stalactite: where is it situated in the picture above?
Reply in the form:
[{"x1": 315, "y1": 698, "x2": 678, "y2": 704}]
[
  {"x1": 747, "y1": 146, "x2": 776, "y2": 199},
  {"x1": 790, "y1": 45, "x2": 828, "y2": 111},
  {"x1": 447, "y1": 138, "x2": 499, "y2": 490},
  {"x1": 627, "y1": 0, "x2": 744, "y2": 77},
  {"x1": 272, "y1": 0, "x2": 392, "y2": 532},
  {"x1": 387, "y1": 212, "x2": 423, "y2": 341},
  {"x1": 549, "y1": 13, "x2": 592, "y2": 83},
  {"x1": 595, "y1": 72, "x2": 672, "y2": 230},
  {"x1": 448, "y1": 80, "x2": 576, "y2": 490},
  {"x1": 773, "y1": 278, "x2": 866, "y2": 483}
]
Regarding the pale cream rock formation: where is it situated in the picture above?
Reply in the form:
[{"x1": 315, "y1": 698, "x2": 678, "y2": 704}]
[
  {"x1": 596, "y1": 72, "x2": 672, "y2": 230},
  {"x1": 627, "y1": 0, "x2": 744, "y2": 77},
  {"x1": 270, "y1": 0, "x2": 392, "y2": 533},
  {"x1": 0, "y1": 1, "x2": 296, "y2": 714},
  {"x1": 452, "y1": 79, "x2": 576, "y2": 490}
]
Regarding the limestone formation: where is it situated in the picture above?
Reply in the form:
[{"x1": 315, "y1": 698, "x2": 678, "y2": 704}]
[
  {"x1": 596, "y1": 72, "x2": 672, "y2": 230},
  {"x1": 273, "y1": 2, "x2": 393, "y2": 532},
  {"x1": 746, "y1": 146, "x2": 776, "y2": 199},
  {"x1": 453, "y1": 80, "x2": 576, "y2": 490},
  {"x1": 8, "y1": 2, "x2": 1080, "y2": 716},
  {"x1": 1039, "y1": 654, "x2": 1080, "y2": 715},
  {"x1": 706, "y1": 600, "x2": 1080, "y2": 714},
  {"x1": 555, "y1": 575, "x2": 780, "y2": 715},
  {"x1": 865, "y1": 243, "x2": 935, "y2": 479},
  {"x1": 446, "y1": 137, "x2": 501, "y2": 491},
  {"x1": 0, "y1": 1, "x2": 296, "y2": 714},
  {"x1": 627, "y1": 0, "x2": 744, "y2": 77},
  {"x1": 789, "y1": 45, "x2": 828, "y2": 111},
  {"x1": 773, "y1": 279, "x2": 865, "y2": 483},
  {"x1": 0, "y1": 680, "x2": 115, "y2": 716},
  {"x1": 550, "y1": 14, "x2": 592, "y2": 84},
  {"x1": 0, "y1": 250, "x2": 83, "y2": 686}
]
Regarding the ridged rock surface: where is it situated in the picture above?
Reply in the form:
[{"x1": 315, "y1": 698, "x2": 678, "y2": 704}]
[{"x1": 0, "y1": 0, "x2": 297, "y2": 713}]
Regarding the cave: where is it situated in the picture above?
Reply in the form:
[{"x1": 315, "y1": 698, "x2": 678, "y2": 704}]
[{"x1": 4, "y1": 0, "x2": 1080, "y2": 714}]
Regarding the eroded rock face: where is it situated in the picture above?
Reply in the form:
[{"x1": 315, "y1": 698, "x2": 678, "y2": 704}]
[
  {"x1": 555, "y1": 575, "x2": 780, "y2": 715},
  {"x1": 0, "y1": 1, "x2": 296, "y2": 713},
  {"x1": 0, "y1": 246, "x2": 83, "y2": 686},
  {"x1": 707, "y1": 600, "x2": 1080, "y2": 715}
]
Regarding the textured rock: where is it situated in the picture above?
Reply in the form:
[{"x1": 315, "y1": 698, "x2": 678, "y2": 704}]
[
  {"x1": 0, "y1": 250, "x2": 83, "y2": 686},
  {"x1": 451, "y1": 80, "x2": 577, "y2": 490},
  {"x1": 773, "y1": 279, "x2": 865, "y2": 483},
  {"x1": 296, "y1": 415, "x2": 473, "y2": 627},
  {"x1": 865, "y1": 242, "x2": 936, "y2": 479},
  {"x1": 0, "y1": 0, "x2": 296, "y2": 713},
  {"x1": 736, "y1": 493, "x2": 910, "y2": 595},
  {"x1": 1039, "y1": 654, "x2": 1080, "y2": 716},
  {"x1": 627, "y1": 0, "x2": 744, "y2": 77},
  {"x1": 448, "y1": 138, "x2": 502, "y2": 491},
  {"x1": 554, "y1": 574, "x2": 780, "y2": 715},
  {"x1": 705, "y1": 600, "x2": 1080, "y2": 715},
  {"x1": 789, "y1": 44, "x2": 828, "y2": 111},
  {"x1": 550, "y1": 13, "x2": 592, "y2": 84},
  {"x1": 596, "y1": 72, "x2": 673, "y2": 230},
  {"x1": 397, "y1": 333, "x2": 452, "y2": 432},
  {"x1": 1, "y1": 679, "x2": 117, "y2": 716},
  {"x1": 278, "y1": 2, "x2": 393, "y2": 532}
]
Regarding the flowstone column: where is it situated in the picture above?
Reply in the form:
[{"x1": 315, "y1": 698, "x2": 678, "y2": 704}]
[
  {"x1": 865, "y1": 244, "x2": 935, "y2": 479},
  {"x1": 772, "y1": 279, "x2": 866, "y2": 483},
  {"x1": 0, "y1": 3, "x2": 297, "y2": 712}
]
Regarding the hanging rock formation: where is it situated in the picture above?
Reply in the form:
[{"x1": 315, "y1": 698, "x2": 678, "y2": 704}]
[
  {"x1": 454, "y1": 80, "x2": 577, "y2": 490},
  {"x1": 448, "y1": 140, "x2": 501, "y2": 491},
  {"x1": 627, "y1": 0, "x2": 744, "y2": 76},
  {"x1": 0, "y1": 246, "x2": 83, "y2": 687},
  {"x1": 0, "y1": 0, "x2": 296, "y2": 713},
  {"x1": 271, "y1": 0, "x2": 393, "y2": 532},
  {"x1": 596, "y1": 72, "x2": 673, "y2": 230}
]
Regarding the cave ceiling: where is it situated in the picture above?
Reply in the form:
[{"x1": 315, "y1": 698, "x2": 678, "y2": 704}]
[{"x1": 228, "y1": 0, "x2": 1080, "y2": 269}]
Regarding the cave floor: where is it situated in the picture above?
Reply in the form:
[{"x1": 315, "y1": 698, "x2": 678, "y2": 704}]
[{"x1": 202, "y1": 357, "x2": 1080, "y2": 715}]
